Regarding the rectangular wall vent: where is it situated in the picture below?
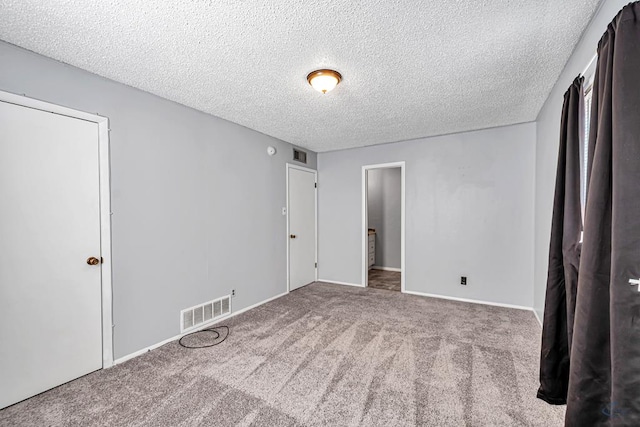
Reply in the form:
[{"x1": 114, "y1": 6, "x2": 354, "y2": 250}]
[
  {"x1": 180, "y1": 295, "x2": 231, "y2": 333},
  {"x1": 293, "y1": 148, "x2": 307, "y2": 164}
]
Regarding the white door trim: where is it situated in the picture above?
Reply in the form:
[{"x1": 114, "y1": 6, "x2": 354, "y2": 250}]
[
  {"x1": 362, "y1": 161, "x2": 406, "y2": 292},
  {"x1": 286, "y1": 163, "x2": 318, "y2": 292},
  {"x1": 0, "y1": 90, "x2": 114, "y2": 368}
]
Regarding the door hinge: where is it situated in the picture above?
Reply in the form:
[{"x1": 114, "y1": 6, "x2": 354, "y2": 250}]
[
  {"x1": 315, "y1": 262, "x2": 317, "y2": 268},
  {"x1": 314, "y1": 182, "x2": 317, "y2": 188}
]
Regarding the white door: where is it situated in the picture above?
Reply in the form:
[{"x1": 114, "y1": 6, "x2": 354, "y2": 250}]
[
  {"x1": 288, "y1": 167, "x2": 316, "y2": 291},
  {"x1": 0, "y1": 101, "x2": 103, "y2": 409}
]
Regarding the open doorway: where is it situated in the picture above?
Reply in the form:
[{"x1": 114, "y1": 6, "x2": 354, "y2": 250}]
[{"x1": 362, "y1": 162, "x2": 405, "y2": 292}]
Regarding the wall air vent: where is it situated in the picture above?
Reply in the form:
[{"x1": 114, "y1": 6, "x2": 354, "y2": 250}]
[
  {"x1": 293, "y1": 148, "x2": 307, "y2": 164},
  {"x1": 180, "y1": 295, "x2": 231, "y2": 333}
]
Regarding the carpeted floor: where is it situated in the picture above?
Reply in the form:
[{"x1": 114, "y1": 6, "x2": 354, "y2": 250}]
[
  {"x1": 0, "y1": 282, "x2": 564, "y2": 427},
  {"x1": 368, "y1": 269, "x2": 401, "y2": 291}
]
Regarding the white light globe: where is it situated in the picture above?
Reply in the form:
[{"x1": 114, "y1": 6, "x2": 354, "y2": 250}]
[{"x1": 307, "y1": 69, "x2": 342, "y2": 94}]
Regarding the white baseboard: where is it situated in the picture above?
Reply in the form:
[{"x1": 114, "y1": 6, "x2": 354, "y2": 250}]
[
  {"x1": 403, "y1": 290, "x2": 533, "y2": 311},
  {"x1": 113, "y1": 290, "x2": 289, "y2": 365},
  {"x1": 228, "y1": 291, "x2": 289, "y2": 318},
  {"x1": 114, "y1": 331, "x2": 187, "y2": 365},
  {"x1": 371, "y1": 266, "x2": 402, "y2": 272},
  {"x1": 533, "y1": 308, "x2": 543, "y2": 327},
  {"x1": 318, "y1": 279, "x2": 364, "y2": 288}
]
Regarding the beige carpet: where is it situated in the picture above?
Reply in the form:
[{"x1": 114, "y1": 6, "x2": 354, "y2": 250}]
[{"x1": 0, "y1": 282, "x2": 564, "y2": 426}]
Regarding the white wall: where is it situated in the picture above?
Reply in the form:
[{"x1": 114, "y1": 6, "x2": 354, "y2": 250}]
[
  {"x1": 533, "y1": 0, "x2": 629, "y2": 321},
  {"x1": 318, "y1": 123, "x2": 536, "y2": 307},
  {"x1": 367, "y1": 168, "x2": 401, "y2": 269},
  {"x1": 0, "y1": 41, "x2": 316, "y2": 359}
]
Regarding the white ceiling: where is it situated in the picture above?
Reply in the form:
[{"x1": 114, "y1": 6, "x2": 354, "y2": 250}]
[{"x1": 0, "y1": 0, "x2": 601, "y2": 152}]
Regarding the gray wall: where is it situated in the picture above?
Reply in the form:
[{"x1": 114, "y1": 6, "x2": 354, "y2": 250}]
[
  {"x1": 318, "y1": 122, "x2": 536, "y2": 307},
  {"x1": 533, "y1": 0, "x2": 628, "y2": 321},
  {"x1": 0, "y1": 41, "x2": 316, "y2": 359},
  {"x1": 367, "y1": 168, "x2": 401, "y2": 269}
]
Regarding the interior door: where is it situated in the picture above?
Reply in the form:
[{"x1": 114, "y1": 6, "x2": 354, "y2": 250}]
[
  {"x1": 288, "y1": 167, "x2": 316, "y2": 291},
  {"x1": 0, "y1": 101, "x2": 103, "y2": 409}
]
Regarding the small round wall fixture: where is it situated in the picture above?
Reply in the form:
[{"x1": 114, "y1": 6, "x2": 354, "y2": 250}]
[
  {"x1": 307, "y1": 69, "x2": 342, "y2": 94},
  {"x1": 267, "y1": 146, "x2": 276, "y2": 156}
]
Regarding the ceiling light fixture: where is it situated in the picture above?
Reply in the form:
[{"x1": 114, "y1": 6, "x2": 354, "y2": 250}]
[{"x1": 307, "y1": 69, "x2": 342, "y2": 94}]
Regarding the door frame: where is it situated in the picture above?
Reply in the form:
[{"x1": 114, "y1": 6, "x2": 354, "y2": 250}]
[
  {"x1": 0, "y1": 90, "x2": 114, "y2": 368},
  {"x1": 362, "y1": 162, "x2": 406, "y2": 292},
  {"x1": 286, "y1": 163, "x2": 318, "y2": 292}
]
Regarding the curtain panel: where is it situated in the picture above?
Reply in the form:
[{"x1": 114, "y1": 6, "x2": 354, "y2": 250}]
[
  {"x1": 538, "y1": 76, "x2": 584, "y2": 406},
  {"x1": 565, "y1": 2, "x2": 640, "y2": 425}
]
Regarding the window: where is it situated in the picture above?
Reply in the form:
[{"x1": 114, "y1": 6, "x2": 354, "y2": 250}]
[
  {"x1": 582, "y1": 75, "x2": 594, "y2": 208},
  {"x1": 580, "y1": 65, "x2": 596, "y2": 242}
]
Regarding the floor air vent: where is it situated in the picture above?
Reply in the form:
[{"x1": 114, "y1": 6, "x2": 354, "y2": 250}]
[{"x1": 180, "y1": 295, "x2": 231, "y2": 333}]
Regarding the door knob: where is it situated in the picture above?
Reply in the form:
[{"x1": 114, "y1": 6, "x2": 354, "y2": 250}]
[
  {"x1": 290, "y1": 234, "x2": 297, "y2": 239},
  {"x1": 86, "y1": 257, "x2": 101, "y2": 266}
]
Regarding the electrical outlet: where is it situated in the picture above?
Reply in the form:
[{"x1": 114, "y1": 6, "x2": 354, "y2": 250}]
[
  {"x1": 461, "y1": 276, "x2": 467, "y2": 286},
  {"x1": 232, "y1": 289, "x2": 235, "y2": 297}
]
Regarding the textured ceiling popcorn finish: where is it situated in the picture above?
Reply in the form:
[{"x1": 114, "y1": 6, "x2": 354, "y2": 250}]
[{"x1": 0, "y1": 0, "x2": 601, "y2": 152}]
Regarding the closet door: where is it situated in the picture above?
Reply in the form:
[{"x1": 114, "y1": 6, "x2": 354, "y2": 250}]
[
  {"x1": 0, "y1": 101, "x2": 103, "y2": 409},
  {"x1": 288, "y1": 166, "x2": 317, "y2": 291}
]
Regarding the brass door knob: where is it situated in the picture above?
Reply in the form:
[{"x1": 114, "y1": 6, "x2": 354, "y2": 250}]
[
  {"x1": 87, "y1": 257, "x2": 101, "y2": 266},
  {"x1": 290, "y1": 234, "x2": 297, "y2": 239}
]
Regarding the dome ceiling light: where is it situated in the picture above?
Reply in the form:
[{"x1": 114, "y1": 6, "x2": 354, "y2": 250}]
[{"x1": 307, "y1": 69, "x2": 342, "y2": 94}]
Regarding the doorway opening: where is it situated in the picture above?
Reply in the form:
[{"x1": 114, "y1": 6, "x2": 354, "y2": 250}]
[{"x1": 362, "y1": 162, "x2": 405, "y2": 292}]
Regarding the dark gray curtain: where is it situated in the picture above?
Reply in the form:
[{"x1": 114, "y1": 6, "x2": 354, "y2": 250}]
[
  {"x1": 566, "y1": 2, "x2": 640, "y2": 425},
  {"x1": 537, "y1": 76, "x2": 584, "y2": 405}
]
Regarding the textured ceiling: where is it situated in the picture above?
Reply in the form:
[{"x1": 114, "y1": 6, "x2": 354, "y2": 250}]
[{"x1": 0, "y1": 0, "x2": 601, "y2": 152}]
